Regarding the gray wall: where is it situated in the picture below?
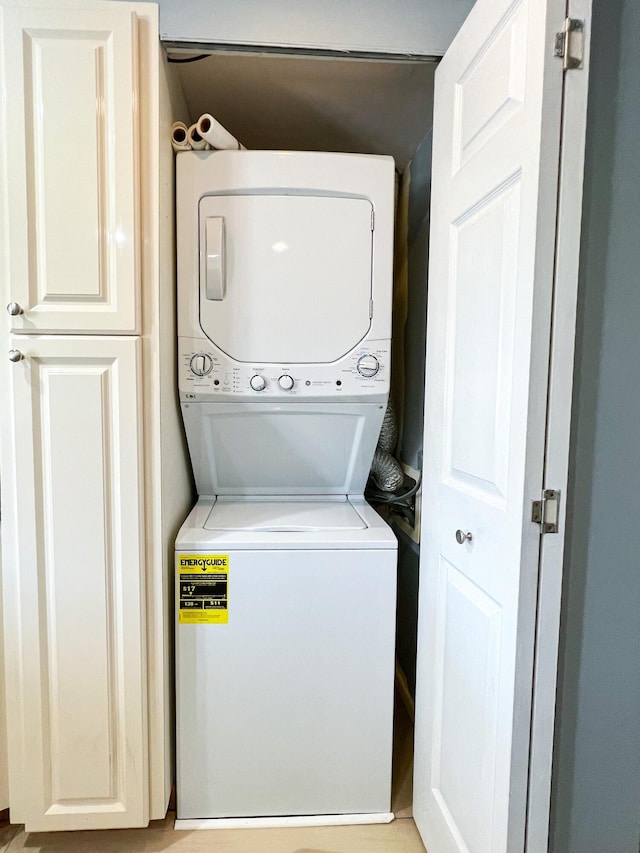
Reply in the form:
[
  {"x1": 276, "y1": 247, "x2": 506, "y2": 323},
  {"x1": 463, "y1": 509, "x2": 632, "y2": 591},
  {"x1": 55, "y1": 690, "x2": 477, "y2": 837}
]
[
  {"x1": 399, "y1": 131, "x2": 432, "y2": 471},
  {"x1": 549, "y1": 0, "x2": 640, "y2": 850},
  {"x1": 394, "y1": 131, "x2": 432, "y2": 695},
  {"x1": 172, "y1": 54, "x2": 437, "y2": 171}
]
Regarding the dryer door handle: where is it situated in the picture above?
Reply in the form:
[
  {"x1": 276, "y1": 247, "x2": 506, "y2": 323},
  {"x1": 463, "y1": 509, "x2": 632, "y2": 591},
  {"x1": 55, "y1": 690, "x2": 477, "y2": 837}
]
[{"x1": 205, "y1": 217, "x2": 226, "y2": 300}]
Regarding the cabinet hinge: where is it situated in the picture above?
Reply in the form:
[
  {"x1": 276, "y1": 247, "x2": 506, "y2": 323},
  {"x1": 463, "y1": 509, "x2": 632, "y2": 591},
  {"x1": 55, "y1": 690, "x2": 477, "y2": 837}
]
[
  {"x1": 554, "y1": 18, "x2": 584, "y2": 70},
  {"x1": 531, "y1": 490, "x2": 560, "y2": 534},
  {"x1": 371, "y1": 210, "x2": 375, "y2": 231}
]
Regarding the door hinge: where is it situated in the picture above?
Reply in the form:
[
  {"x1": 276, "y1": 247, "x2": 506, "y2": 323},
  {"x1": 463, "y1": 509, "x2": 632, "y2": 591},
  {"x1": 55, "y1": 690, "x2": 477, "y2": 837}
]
[
  {"x1": 554, "y1": 18, "x2": 584, "y2": 70},
  {"x1": 531, "y1": 490, "x2": 560, "y2": 534},
  {"x1": 371, "y1": 210, "x2": 375, "y2": 231}
]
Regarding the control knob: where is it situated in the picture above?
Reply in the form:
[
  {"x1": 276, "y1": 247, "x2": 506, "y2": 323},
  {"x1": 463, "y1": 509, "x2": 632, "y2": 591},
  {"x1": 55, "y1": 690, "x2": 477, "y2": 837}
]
[
  {"x1": 190, "y1": 353, "x2": 213, "y2": 376},
  {"x1": 250, "y1": 374, "x2": 267, "y2": 392},
  {"x1": 278, "y1": 374, "x2": 294, "y2": 391},
  {"x1": 356, "y1": 354, "x2": 380, "y2": 378}
]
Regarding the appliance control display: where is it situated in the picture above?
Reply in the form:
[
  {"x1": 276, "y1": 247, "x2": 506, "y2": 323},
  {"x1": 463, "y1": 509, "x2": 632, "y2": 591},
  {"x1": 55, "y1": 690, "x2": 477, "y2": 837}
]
[
  {"x1": 357, "y1": 354, "x2": 380, "y2": 377},
  {"x1": 278, "y1": 374, "x2": 294, "y2": 391},
  {"x1": 179, "y1": 338, "x2": 390, "y2": 400},
  {"x1": 250, "y1": 374, "x2": 267, "y2": 391},
  {"x1": 190, "y1": 353, "x2": 213, "y2": 376}
]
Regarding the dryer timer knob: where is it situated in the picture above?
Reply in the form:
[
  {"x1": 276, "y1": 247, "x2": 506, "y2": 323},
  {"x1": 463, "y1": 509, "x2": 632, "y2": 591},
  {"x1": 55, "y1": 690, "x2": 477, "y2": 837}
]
[
  {"x1": 190, "y1": 353, "x2": 213, "y2": 376},
  {"x1": 357, "y1": 354, "x2": 380, "y2": 378},
  {"x1": 250, "y1": 374, "x2": 267, "y2": 392}
]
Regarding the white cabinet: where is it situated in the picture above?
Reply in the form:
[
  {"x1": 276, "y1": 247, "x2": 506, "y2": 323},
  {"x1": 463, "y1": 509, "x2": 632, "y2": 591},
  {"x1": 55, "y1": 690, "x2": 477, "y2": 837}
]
[
  {"x1": 0, "y1": 0, "x2": 192, "y2": 832},
  {"x1": 6, "y1": 336, "x2": 148, "y2": 831},
  {"x1": 0, "y1": 4, "x2": 140, "y2": 334}
]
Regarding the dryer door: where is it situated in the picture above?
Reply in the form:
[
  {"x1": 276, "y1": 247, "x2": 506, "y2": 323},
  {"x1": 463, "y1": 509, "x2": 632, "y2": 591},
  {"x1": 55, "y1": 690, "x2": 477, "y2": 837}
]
[{"x1": 198, "y1": 194, "x2": 373, "y2": 363}]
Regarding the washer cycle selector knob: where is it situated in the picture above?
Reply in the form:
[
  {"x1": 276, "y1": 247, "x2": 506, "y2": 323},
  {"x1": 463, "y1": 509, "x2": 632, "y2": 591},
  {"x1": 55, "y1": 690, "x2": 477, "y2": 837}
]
[
  {"x1": 278, "y1": 374, "x2": 294, "y2": 391},
  {"x1": 190, "y1": 353, "x2": 213, "y2": 376},
  {"x1": 250, "y1": 375, "x2": 267, "y2": 392},
  {"x1": 357, "y1": 354, "x2": 380, "y2": 378}
]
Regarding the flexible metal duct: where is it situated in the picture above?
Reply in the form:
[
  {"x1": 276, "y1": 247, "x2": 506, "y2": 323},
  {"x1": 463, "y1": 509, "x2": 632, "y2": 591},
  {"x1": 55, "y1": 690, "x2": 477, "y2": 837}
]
[{"x1": 370, "y1": 400, "x2": 404, "y2": 491}]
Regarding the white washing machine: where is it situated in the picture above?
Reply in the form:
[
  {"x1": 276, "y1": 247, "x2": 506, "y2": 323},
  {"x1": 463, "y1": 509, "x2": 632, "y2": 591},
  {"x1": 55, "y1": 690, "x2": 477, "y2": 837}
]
[{"x1": 175, "y1": 151, "x2": 398, "y2": 826}]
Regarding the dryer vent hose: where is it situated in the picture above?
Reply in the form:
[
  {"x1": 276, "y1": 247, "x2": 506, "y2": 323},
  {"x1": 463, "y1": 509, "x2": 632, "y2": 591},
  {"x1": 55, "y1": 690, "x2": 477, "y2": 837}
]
[
  {"x1": 377, "y1": 400, "x2": 398, "y2": 453},
  {"x1": 370, "y1": 401, "x2": 404, "y2": 492}
]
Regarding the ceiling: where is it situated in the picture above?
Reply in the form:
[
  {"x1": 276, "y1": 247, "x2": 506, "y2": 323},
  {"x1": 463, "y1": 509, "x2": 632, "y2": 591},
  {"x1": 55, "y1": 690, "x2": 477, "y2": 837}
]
[{"x1": 172, "y1": 52, "x2": 438, "y2": 171}]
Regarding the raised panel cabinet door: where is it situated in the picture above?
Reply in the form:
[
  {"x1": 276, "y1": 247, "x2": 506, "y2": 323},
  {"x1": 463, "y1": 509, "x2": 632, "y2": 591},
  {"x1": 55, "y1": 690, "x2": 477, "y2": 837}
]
[
  {"x1": 0, "y1": 2, "x2": 140, "y2": 333},
  {"x1": 7, "y1": 335, "x2": 148, "y2": 831},
  {"x1": 412, "y1": 1, "x2": 578, "y2": 852}
]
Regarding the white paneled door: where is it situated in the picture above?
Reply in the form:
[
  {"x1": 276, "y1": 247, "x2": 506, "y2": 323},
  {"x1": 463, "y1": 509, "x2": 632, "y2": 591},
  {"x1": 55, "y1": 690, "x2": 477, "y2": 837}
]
[
  {"x1": 414, "y1": 0, "x2": 573, "y2": 851},
  {"x1": 0, "y1": 4, "x2": 140, "y2": 334},
  {"x1": 7, "y1": 336, "x2": 148, "y2": 831}
]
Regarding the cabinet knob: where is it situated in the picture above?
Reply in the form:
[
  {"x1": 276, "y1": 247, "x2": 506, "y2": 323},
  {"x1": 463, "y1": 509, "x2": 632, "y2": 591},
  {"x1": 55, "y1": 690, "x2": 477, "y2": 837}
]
[
  {"x1": 7, "y1": 302, "x2": 23, "y2": 316},
  {"x1": 455, "y1": 529, "x2": 473, "y2": 544},
  {"x1": 8, "y1": 349, "x2": 24, "y2": 363}
]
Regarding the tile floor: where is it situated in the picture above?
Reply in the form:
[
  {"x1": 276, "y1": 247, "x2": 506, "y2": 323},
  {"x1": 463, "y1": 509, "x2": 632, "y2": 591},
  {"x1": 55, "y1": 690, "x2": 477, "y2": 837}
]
[{"x1": 0, "y1": 698, "x2": 424, "y2": 853}]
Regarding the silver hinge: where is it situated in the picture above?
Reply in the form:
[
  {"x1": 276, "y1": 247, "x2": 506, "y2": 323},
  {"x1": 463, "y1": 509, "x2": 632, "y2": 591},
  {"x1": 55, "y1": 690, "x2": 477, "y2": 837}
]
[
  {"x1": 531, "y1": 490, "x2": 560, "y2": 534},
  {"x1": 554, "y1": 18, "x2": 584, "y2": 70},
  {"x1": 371, "y1": 210, "x2": 375, "y2": 231}
]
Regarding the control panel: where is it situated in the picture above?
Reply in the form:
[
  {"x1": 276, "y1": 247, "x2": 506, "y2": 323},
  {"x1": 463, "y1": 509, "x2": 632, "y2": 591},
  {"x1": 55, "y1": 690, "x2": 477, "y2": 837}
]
[{"x1": 179, "y1": 337, "x2": 390, "y2": 401}]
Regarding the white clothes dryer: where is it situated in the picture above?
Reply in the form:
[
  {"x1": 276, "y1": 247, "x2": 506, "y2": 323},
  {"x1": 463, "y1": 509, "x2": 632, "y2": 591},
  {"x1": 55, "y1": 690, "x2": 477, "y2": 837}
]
[{"x1": 175, "y1": 151, "x2": 398, "y2": 826}]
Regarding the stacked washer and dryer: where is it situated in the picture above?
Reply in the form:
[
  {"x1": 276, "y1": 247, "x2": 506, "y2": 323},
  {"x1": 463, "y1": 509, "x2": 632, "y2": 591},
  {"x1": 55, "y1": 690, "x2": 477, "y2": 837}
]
[{"x1": 175, "y1": 151, "x2": 398, "y2": 826}]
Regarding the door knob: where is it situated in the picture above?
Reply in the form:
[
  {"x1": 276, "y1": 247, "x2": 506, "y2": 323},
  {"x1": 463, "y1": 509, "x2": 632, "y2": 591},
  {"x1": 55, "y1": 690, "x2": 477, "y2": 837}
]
[
  {"x1": 8, "y1": 349, "x2": 24, "y2": 362},
  {"x1": 455, "y1": 529, "x2": 473, "y2": 544},
  {"x1": 7, "y1": 302, "x2": 23, "y2": 316}
]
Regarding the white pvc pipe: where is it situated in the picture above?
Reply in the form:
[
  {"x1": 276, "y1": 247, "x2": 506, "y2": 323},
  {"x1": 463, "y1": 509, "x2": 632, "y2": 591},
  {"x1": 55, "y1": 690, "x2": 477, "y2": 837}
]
[
  {"x1": 187, "y1": 123, "x2": 209, "y2": 150},
  {"x1": 170, "y1": 121, "x2": 190, "y2": 152},
  {"x1": 196, "y1": 113, "x2": 244, "y2": 150}
]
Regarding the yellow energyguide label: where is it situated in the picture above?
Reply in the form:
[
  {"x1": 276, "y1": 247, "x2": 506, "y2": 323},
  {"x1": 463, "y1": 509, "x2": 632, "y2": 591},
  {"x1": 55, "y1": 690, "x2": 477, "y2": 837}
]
[{"x1": 178, "y1": 553, "x2": 229, "y2": 624}]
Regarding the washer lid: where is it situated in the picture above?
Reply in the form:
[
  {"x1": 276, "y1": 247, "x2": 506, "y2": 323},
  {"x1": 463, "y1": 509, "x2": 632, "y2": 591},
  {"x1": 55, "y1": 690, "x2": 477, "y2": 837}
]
[
  {"x1": 198, "y1": 194, "x2": 373, "y2": 363},
  {"x1": 204, "y1": 500, "x2": 367, "y2": 532}
]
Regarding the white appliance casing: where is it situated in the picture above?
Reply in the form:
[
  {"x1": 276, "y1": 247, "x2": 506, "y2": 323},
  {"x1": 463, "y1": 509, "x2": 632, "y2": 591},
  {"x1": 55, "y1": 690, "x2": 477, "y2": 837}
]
[
  {"x1": 175, "y1": 151, "x2": 398, "y2": 823},
  {"x1": 176, "y1": 498, "x2": 397, "y2": 820},
  {"x1": 176, "y1": 150, "x2": 396, "y2": 497},
  {"x1": 177, "y1": 151, "x2": 394, "y2": 361}
]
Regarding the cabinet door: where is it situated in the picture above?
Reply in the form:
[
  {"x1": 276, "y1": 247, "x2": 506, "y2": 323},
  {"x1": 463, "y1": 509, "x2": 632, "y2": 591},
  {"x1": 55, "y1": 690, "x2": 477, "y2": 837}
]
[
  {"x1": 7, "y1": 335, "x2": 148, "y2": 831},
  {"x1": 0, "y1": 3, "x2": 140, "y2": 334}
]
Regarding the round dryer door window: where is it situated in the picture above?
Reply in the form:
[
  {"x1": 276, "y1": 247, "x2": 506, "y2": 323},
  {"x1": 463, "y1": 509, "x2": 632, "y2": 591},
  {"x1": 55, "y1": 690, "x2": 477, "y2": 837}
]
[{"x1": 198, "y1": 194, "x2": 373, "y2": 363}]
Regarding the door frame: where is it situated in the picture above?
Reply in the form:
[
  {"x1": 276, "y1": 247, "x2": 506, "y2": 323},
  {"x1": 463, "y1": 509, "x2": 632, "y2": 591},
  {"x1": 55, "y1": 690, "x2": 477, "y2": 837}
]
[{"x1": 525, "y1": 0, "x2": 592, "y2": 849}]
